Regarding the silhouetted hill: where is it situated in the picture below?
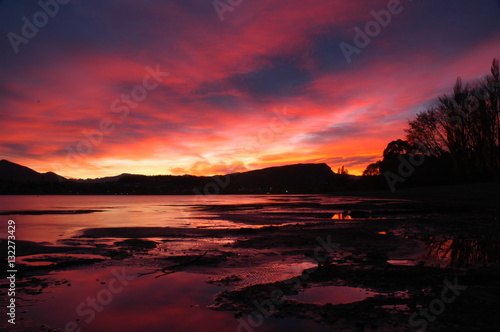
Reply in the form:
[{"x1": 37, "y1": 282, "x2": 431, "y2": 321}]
[
  {"x1": 0, "y1": 161, "x2": 338, "y2": 194},
  {"x1": 0, "y1": 160, "x2": 65, "y2": 183},
  {"x1": 226, "y1": 163, "x2": 335, "y2": 193},
  {"x1": 112, "y1": 163, "x2": 335, "y2": 194},
  {"x1": 75, "y1": 173, "x2": 137, "y2": 183}
]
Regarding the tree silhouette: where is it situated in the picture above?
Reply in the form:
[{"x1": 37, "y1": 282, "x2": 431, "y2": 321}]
[
  {"x1": 404, "y1": 58, "x2": 500, "y2": 180},
  {"x1": 362, "y1": 161, "x2": 382, "y2": 176},
  {"x1": 337, "y1": 165, "x2": 349, "y2": 175},
  {"x1": 382, "y1": 139, "x2": 413, "y2": 158}
]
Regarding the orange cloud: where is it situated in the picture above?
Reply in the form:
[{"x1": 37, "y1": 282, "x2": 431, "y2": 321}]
[{"x1": 1, "y1": 0, "x2": 499, "y2": 178}]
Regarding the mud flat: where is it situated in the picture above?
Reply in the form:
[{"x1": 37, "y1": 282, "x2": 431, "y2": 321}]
[{"x1": 1, "y1": 185, "x2": 499, "y2": 331}]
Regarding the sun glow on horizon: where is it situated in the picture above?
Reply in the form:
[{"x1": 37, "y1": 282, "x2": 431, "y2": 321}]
[{"x1": 1, "y1": 1, "x2": 499, "y2": 180}]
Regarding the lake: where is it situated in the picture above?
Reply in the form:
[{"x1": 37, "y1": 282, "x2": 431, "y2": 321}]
[
  {"x1": 0, "y1": 194, "x2": 393, "y2": 243},
  {"x1": 2, "y1": 194, "x2": 496, "y2": 331},
  {"x1": 1, "y1": 194, "x2": 379, "y2": 332}
]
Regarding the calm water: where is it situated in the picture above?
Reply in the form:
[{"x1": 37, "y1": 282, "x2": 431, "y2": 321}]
[
  {"x1": 0, "y1": 194, "x2": 381, "y2": 243},
  {"x1": 1, "y1": 195, "x2": 497, "y2": 331},
  {"x1": 19, "y1": 268, "x2": 335, "y2": 332},
  {"x1": 0, "y1": 195, "x2": 372, "y2": 332}
]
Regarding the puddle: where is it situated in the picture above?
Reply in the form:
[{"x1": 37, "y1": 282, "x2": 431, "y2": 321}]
[
  {"x1": 284, "y1": 285, "x2": 378, "y2": 305},
  {"x1": 17, "y1": 253, "x2": 108, "y2": 266},
  {"x1": 10, "y1": 267, "x2": 337, "y2": 332},
  {"x1": 387, "y1": 259, "x2": 419, "y2": 266},
  {"x1": 421, "y1": 239, "x2": 500, "y2": 268},
  {"x1": 226, "y1": 261, "x2": 319, "y2": 286},
  {"x1": 151, "y1": 238, "x2": 236, "y2": 256},
  {"x1": 379, "y1": 304, "x2": 410, "y2": 311},
  {"x1": 386, "y1": 236, "x2": 500, "y2": 268}
]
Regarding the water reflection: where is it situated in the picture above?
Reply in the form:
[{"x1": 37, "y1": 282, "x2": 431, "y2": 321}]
[
  {"x1": 386, "y1": 259, "x2": 418, "y2": 266},
  {"x1": 332, "y1": 210, "x2": 373, "y2": 220},
  {"x1": 285, "y1": 285, "x2": 377, "y2": 305},
  {"x1": 0, "y1": 195, "x2": 381, "y2": 243},
  {"x1": 421, "y1": 239, "x2": 500, "y2": 268},
  {"x1": 17, "y1": 253, "x2": 108, "y2": 266},
  {"x1": 332, "y1": 211, "x2": 352, "y2": 220},
  {"x1": 16, "y1": 268, "x2": 334, "y2": 332}
]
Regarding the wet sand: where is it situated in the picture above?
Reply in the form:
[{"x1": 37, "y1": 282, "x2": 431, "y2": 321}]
[{"x1": 1, "y1": 184, "x2": 499, "y2": 331}]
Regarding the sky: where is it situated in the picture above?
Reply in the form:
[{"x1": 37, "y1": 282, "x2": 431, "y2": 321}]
[{"x1": 1, "y1": 0, "x2": 499, "y2": 179}]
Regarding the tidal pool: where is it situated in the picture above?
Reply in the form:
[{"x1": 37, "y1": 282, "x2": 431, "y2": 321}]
[
  {"x1": 284, "y1": 285, "x2": 378, "y2": 305},
  {"x1": 10, "y1": 267, "x2": 337, "y2": 331}
]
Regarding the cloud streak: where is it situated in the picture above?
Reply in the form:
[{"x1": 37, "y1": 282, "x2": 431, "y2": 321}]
[{"x1": 1, "y1": 0, "x2": 499, "y2": 178}]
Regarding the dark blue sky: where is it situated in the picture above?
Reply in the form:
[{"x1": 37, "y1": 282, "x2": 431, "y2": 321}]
[{"x1": 0, "y1": 0, "x2": 499, "y2": 177}]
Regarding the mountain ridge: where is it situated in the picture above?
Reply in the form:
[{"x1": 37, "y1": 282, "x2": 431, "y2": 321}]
[
  {"x1": 0, "y1": 159, "x2": 66, "y2": 183},
  {"x1": 0, "y1": 160, "x2": 345, "y2": 194}
]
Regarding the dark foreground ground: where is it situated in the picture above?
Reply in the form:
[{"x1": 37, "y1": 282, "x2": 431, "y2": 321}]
[{"x1": 1, "y1": 183, "x2": 500, "y2": 331}]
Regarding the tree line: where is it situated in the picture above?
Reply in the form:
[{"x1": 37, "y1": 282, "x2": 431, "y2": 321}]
[{"x1": 363, "y1": 58, "x2": 500, "y2": 190}]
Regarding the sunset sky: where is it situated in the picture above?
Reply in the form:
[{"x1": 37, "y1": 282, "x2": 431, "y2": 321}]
[{"x1": 1, "y1": 0, "x2": 499, "y2": 179}]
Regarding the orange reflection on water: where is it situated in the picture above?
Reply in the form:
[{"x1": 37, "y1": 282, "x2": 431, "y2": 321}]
[
  {"x1": 332, "y1": 213, "x2": 352, "y2": 220},
  {"x1": 421, "y1": 239, "x2": 500, "y2": 268}
]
